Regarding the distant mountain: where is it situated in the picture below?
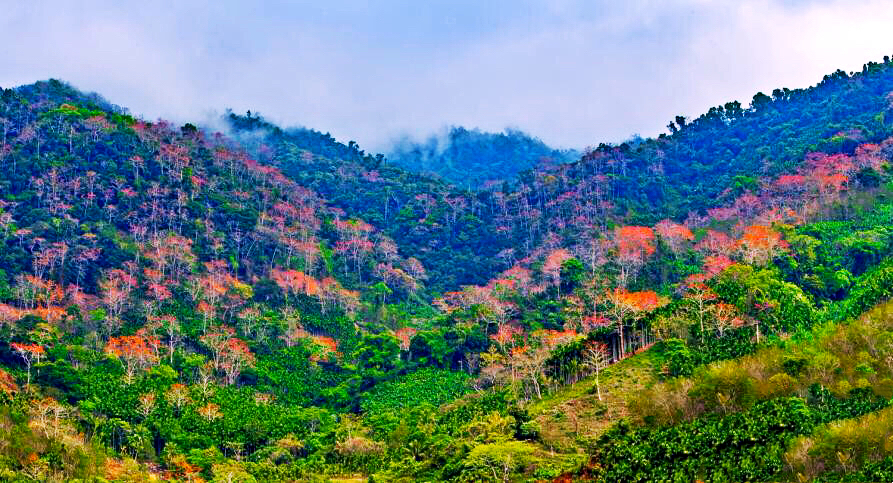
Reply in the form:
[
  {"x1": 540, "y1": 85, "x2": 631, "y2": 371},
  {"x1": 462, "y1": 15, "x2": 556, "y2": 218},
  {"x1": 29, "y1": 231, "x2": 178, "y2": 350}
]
[{"x1": 387, "y1": 126, "x2": 579, "y2": 188}]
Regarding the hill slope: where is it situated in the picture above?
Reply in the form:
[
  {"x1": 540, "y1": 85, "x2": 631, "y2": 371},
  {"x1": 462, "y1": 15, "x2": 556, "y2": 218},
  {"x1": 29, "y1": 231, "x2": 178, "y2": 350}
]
[
  {"x1": 387, "y1": 126, "x2": 579, "y2": 189},
  {"x1": 1, "y1": 58, "x2": 893, "y2": 481}
]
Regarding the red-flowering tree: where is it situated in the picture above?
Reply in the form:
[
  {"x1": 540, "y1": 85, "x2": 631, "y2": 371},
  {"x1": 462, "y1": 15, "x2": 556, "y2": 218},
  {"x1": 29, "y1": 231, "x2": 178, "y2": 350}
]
[
  {"x1": 703, "y1": 255, "x2": 735, "y2": 278},
  {"x1": 200, "y1": 325, "x2": 236, "y2": 372},
  {"x1": 542, "y1": 248, "x2": 572, "y2": 297},
  {"x1": 333, "y1": 219, "x2": 374, "y2": 277},
  {"x1": 654, "y1": 220, "x2": 694, "y2": 254},
  {"x1": 152, "y1": 315, "x2": 181, "y2": 364},
  {"x1": 271, "y1": 268, "x2": 319, "y2": 303},
  {"x1": 712, "y1": 302, "x2": 744, "y2": 337},
  {"x1": 695, "y1": 230, "x2": 736, "y2": 256}
]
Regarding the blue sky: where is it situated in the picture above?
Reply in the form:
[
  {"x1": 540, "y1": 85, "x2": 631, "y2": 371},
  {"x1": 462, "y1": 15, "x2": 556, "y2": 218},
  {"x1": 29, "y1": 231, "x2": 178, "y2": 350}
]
[{"x1": 3, "y1": 0, "x2": 893, "y2": 151}]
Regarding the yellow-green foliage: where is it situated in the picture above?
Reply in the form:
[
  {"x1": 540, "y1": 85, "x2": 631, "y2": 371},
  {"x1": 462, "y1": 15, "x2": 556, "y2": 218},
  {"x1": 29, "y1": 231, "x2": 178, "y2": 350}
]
[
  {"x1": 785, "y1": 405, "x2": 893, "y2": 480},
  {"x1": 629, "y1": 300, "x2": 893, "y2": 425}
]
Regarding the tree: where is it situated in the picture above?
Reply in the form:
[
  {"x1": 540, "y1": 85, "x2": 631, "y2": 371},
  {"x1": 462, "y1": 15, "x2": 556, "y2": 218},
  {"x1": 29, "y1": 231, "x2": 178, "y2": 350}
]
[
  {"x1": 711, "y1": 302, "x2": 744, "y2": 337},
  {"x1": 10, "y1": 342, "x2": 44, "y2": 387},
  {"x1": 271, "y1": 269, "x2": 319, "y2": 303},
  {"x1": 703, "y1": 255, "x2": 734, "y2": 278},
  {"x1": 105, "y1": 334, "x2": 159, "y2": 383},
  {"x1": 198, "y1": 402, "x2": 222, "y2": 422},
  {"x1": 654, "y1": 220, "x2": 694, "y2": 254},
  {"x1": 696, "y1": 230, "x2": 736, "y2": 256},
  {"x1": 737, "y1": 225, "x2": 786, "y2": 266},
  {"x1": 200, "y1": 325, "x2": 237, "y2": 372},
  {"x1": 219, "y1": 337, "x2": 255, "y2": 385},
  {"x1": 604, "y1": 289, "x2": 663, "y2": 359},
  {"x1": 138, "y1": 393, "x2": 156, "y2": 419},
  {"x1": 152, "y1": 315, "x2": 181, "y2": 364},
  {"x1": 684, "y1": 274, "x2": 718, "y2": 341},
  {"x1": 583, "y1": 341, "x2": 611, "y2": 400},
  {"x1": 542, "y1": 249, "x2": 572, "y2": 297},
  {"x1": 395, "y1": 327, "x2": 417, "y2": 351},
  {"x1": 612, "y1": 226, "x2": 656, "y2": 286},
  {"x1": 165, "y1": 383, "x2": 191, "y2": 412}
]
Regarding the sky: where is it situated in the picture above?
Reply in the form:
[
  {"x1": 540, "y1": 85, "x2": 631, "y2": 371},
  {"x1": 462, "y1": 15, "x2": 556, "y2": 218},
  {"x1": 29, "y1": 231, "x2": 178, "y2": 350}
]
[{"x1": 3, "y1": 0, "x2": 893, "y2": 151}]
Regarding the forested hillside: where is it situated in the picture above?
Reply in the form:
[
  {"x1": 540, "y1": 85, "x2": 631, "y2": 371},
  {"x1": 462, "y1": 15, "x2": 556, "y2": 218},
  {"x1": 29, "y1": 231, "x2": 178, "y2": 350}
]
[
  {"x1": 387, "y1": 126, "x2": 578, "y2": 189},
  {"x1": 1, "y1": 57, "x2": 893, "y2": 481}
]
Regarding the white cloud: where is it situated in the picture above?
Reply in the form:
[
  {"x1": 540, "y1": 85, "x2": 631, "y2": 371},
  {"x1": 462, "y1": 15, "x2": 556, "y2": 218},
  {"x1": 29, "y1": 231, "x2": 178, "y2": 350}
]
[{"x1": 1, "y1": 0, "x2": 891, "y2": 152}]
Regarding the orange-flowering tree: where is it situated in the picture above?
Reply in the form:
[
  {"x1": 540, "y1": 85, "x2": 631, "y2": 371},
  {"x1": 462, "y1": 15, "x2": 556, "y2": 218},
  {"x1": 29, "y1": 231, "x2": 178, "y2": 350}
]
[
  {"x1": 105, "y1": 335, "x2": 159, "y2": 383},
  {"x1": 10, "y1": 342, "x2": 44, "y2": 387},
  {"x1": 612, "y1": 226, "x2": 656, "y2": 286},
  {"x1": 200, "y1": 325, "x2": 236, "y2": 372},
  {"x1": 197, "y1": 402, "x2": 222, "y2": 422},
  {"x1": 489, "y1": 325, "x2": 524, "y2": 382},
  {"x1": 0, "y1": 368, "x2": 17, "y2": 395},
  {"x1": 711, "y1": 302, "x2": 745, "y2": 337},
  {"x1": 604, "y1": 289, "x2": 664, "y2": 358},
  {"x1": 271, "y1": 268, "x2": 319, "y2": 303},
  {"x1": 310, "y1": 335, "x2": 339, "y2": 362},
  {"x1": 737, "y1": 225, "x2": 787, "y2": 266},
  {"x1": 165, "y1": 383, "x2": 191, "y2": 412},
  {"x1": 395, "y1": 327, "x2": 417, "y2": 351},
  {"x1": 0, "y1": 303, "x2": 25, "y2": 328},
  {"x1": 220, "y1": 338, "x2": 255, "y2": 385}
]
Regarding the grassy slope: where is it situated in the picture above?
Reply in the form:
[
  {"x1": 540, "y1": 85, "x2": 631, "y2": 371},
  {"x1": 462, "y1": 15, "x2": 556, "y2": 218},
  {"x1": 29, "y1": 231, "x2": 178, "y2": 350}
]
[{"x1": 527, "y1": 349, "x2": 663, "y2": 454}]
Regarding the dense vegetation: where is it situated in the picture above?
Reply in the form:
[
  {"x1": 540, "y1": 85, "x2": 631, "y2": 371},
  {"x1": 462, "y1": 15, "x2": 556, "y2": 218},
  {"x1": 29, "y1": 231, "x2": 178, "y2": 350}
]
[
  {"x1": 1, "y1": 57, "x2": 893, "y2": 481},
  {"x1": 387, "y1": 126, "x2": 578, "y2": 189}
]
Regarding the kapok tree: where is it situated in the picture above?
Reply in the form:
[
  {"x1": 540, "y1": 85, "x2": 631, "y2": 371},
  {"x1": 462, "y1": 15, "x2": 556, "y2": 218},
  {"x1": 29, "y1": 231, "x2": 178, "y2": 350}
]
[
  {"x1": 151, "y1": 315, "x2": 181, "y2": 364},
  {"x1": 271, "y1": 268, "x2": 319, "y2": 304},
  {"x1": 695, "y1": 230, "x2": 736, "y2": 256},
  {"x1": 198, "y1": 402, "x2": 222, "y2": 422},
  {"x1": 703, "y1": 255, "x2": 734, "y2": 278},
  {"x1": 395, "y1": 327, "x2": 417, "y2": 351},
  {"x1": 490, "y1": 325, "x2": 524, "y2": 382},
  {"x1": 333, "y1": 219, "x2": 375, "y2": 277},
  {"x1": 10, "y1": 342, "x2": 44, "y2": 387},
  {"x1": 165, "y1": 383, "x2": 191, "y2": 412}
]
